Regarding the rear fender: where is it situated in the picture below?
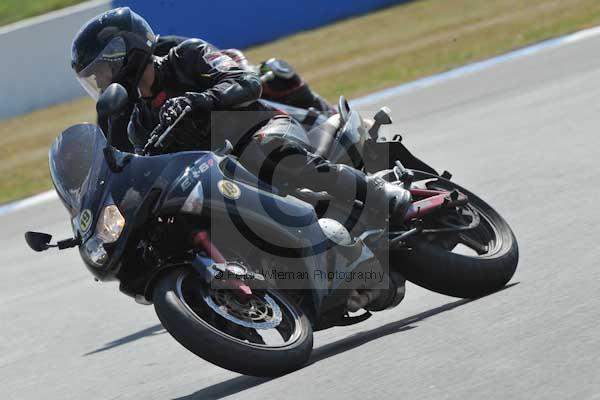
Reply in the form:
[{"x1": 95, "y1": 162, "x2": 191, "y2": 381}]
[{"x1": 364, "y1": 139, "x2": 438, "y2": 175}]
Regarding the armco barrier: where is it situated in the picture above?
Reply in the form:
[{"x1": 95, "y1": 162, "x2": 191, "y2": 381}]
[
  {"x1": 114, "y1": 0, "x2": 408, "y2": 49},
  {"x1": 0, "y1": 0, "x2": 111, "y2": 120},
  {"x1": 0, "y1": 0, "x2": 408, "y2": 120}
]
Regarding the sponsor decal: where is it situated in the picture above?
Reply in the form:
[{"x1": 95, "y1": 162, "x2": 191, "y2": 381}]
[
  {"x1": 180, "y1": 159, "x2": 215, "y2": 191},
  {"x1": 218, "y1": 180, "x2": 241, "y2": 200},
  {"x1": 199, "y1": 159, "x2": 214, "y2": 174},
  {"x1": 79, "y1": 209, "x2": 93, "y2": 234},
  {"x1": 180, "y1": 177, "x2": 193, "y2": 192},
  {"x1": 203, "y1": 51, "x2": 238, "y2": 72}
]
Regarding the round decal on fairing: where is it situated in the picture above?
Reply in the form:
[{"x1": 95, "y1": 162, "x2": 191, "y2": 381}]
[
  {"x1": 218, "y1": 180, "x2": 241, "y2": 200},
  {"x1": 79, "y1": 209, "x2": 93, "y2": 233}
]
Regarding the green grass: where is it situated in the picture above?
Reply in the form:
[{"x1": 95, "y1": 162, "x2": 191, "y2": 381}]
[
  {"x1": 0, "y1": 0, "x2": 87, "y2": 27},
  {"x1": 245, "y1": 0, "x2": 600, "y2": 99},
  {"x1": 2, "y1": 0, "x2": 600, "y2": 203}
]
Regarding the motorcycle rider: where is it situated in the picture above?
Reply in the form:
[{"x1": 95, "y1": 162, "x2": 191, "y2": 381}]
[
  {"x1": 70, "y1": 7, "x2": 410, "y2": 226},
  {"x1": 97, "y1": 35, "x2": 334, "y2": 152},
  {"x1": 152, "y1": 36, "x2": 335, "y2": 114}
]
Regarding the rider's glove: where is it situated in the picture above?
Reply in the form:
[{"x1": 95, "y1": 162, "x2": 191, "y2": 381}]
[{"x1": 159, "y1": 92, "x2": 214, "y2": 125}]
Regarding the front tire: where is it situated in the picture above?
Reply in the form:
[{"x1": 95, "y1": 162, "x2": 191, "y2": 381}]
[{"x1": 153, "y1": 268, "x2": 313, "y2": 377}]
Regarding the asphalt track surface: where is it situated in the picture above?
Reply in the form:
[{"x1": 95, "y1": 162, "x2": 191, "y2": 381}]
[{"x1": 2, "y1": 32, "x2": 600, "y2": 400}]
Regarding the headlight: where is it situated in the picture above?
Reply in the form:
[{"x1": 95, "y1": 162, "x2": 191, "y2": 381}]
[{"x1": 96, "y1": 205, "x2": 125, "y2": 243}]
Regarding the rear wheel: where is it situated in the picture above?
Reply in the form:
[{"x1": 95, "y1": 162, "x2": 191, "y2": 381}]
[
  {"x1": 153, "y1": 267, "x2": 313, "y2": 377},
  {"x1": 389, "y1": 171, "x2": 519, "y2": 298}
]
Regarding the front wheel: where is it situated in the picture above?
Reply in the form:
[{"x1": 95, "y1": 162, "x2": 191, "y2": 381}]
[
  {"x1": 153, "y1": 268, "x2": 313, "y2": 377},
  {"x1": 391, "y1": 171, "x2": 519, "y2": 298}
]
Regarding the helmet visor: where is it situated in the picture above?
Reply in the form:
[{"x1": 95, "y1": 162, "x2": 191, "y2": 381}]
[{"x1": 76, "y1": 37, "x2": 126, "y2": 100}]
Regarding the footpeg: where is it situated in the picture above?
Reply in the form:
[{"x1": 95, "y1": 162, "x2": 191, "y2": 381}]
[{"x1": 394, "y1": 160, "x2": 414, "y2": 188}]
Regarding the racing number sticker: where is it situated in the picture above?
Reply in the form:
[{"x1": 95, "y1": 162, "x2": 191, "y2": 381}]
[
  {"x1": 79, "y1": 209, "x2": 93, "y2": 233},
  {"x1": 218, "y1": 180, "x2": 241, "y2": 200}
]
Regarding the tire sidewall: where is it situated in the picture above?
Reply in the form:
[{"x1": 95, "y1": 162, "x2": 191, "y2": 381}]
[{"x1": 153, "y1": 268, "x2": 313, "y2": 377}]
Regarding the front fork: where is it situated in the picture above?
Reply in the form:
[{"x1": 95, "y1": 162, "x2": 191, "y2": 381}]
[{"x1": 190, "y1": 231, "x2": 257, "y2": 298}]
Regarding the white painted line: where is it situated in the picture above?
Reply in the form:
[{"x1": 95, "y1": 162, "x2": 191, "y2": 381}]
[
  {"x1": 352, "y1": 24, "x2": 600, "y2": 107},
  {"x1": 0, "y1": 190, "x2": 58, "y2": 216},
  {"x1": 2, "y1": 23, "x2": 600, "y2": 217}
]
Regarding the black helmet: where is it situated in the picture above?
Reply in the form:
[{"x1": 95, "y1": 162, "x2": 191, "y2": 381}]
[{"x1": 71, "y1": 7, "x2": 156, "y2": 99}]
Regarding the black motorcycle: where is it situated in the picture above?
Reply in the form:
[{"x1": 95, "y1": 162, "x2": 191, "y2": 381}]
[{"x1": 25, "y1": 84, "x2": 518, "y2": 377}]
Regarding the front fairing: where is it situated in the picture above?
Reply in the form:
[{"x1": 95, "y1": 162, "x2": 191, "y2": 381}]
[
  {"x1": 79, "y1": 150, "x2": 206, "y2": 280},
  {"x1": 50, "y1": 123, "x2": 207, "y2": 280},
  {"x1": 158, "y1": 153, "x2": 331, "y2": 258},
  {"x1": 156, "y1": 154, "x2": 331, "y2": 315}
]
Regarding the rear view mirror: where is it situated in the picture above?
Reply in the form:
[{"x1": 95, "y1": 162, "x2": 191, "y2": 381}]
[
  {"x1": 96, "y1": 83, "x2": 129, "y2": 118},
  {"x1": 25, "y1": 231, "x2": 53, "y2": 252}
]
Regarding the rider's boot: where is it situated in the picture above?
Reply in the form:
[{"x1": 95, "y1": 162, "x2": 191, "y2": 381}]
[{"x1": 311, "y1": 165, "x2": 410, "y2": 312}]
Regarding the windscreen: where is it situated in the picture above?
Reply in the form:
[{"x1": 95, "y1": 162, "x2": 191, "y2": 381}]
[{"x1": 49, "y1": 124, "x2": 108, "y2": 217}]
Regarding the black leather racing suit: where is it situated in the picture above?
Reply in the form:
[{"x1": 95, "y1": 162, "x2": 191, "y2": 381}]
[
  {"x1": 128, "y1": 39, "x2": 272, "y2": 152},
  {"x1": 128, "y1": 39, "x2": 404, "y2": 218},
  {"x1": 104, "y1": 35, "x2": 332, "y2": 152}
]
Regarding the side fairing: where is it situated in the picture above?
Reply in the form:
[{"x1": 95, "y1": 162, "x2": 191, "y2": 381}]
[{"x1": 159, "y1": 155, "x2": 331, "y2": 318}]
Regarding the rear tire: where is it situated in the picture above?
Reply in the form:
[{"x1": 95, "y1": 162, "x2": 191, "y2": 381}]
[
  {"x1": 392, "y1": 171, "x2": 519, "y2": 298},
  {"x1": 153, "y1": 268, "x2": 313, "y2": 377}
]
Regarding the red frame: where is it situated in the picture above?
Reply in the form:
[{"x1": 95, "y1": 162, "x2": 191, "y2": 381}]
[
  {"x1": 404, "y1": 188, "x2": 467, "y2": 221},
  {"x1": 193, "y1": 231, "x2": 253, "y2": 296}
]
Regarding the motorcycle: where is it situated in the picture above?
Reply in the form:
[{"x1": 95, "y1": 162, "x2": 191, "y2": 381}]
[{"x1": 25, "y1": 83, "x2": 518, "y2": 377}]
